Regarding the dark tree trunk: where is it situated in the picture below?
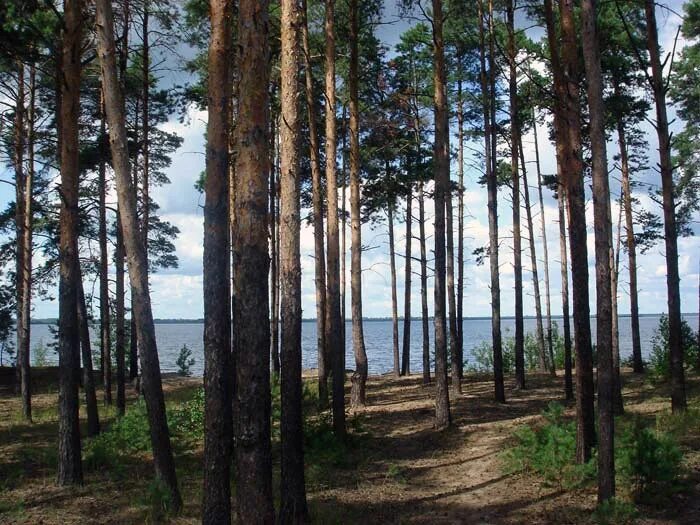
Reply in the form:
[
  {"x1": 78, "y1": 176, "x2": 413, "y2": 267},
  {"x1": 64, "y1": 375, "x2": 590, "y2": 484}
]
[
  {"x1": 349, "y1": 0, "x2": 368, "y2": 409},
  {"x1": 95, "y1": 0, "x2": 181, "y2": 508},
  {"x1": 271, "y1": 125, "x2": 281, "y2": 376},
  {"x1": 419, "y1": 183, "x2": 430, "y2": 384},
  {"x1": 77, "y1": 275, "x2": 100, "y2": 437},
  {"x1": 644, "y1": 0, "x2": 686, "y2": 412},
  {"x1": 202, "y1": 0, "x2": 233, "y2": 521},
  {"x1": 401, "y1": 192, "x2": 413, "y2": 376},
  {"x1": 231, "y1": 0, "x2": 275, "y2": 520},
  {"x1": 141, "y1": 0, "x2": 150, "y2": 256},
  {"x1": 558, "y1": 190, "x2": 574, "y2": 402},
  {"x1": 581, "y1": 0, "x2": 615, "y2": 501},
  {"x1": 389, "y1": 204, "x2": 400, "y2": 379},
  {"x1": 456, "y1": 77, "x2": 465, "y2": 381},
  {"x1": 57, "y1": 0, "x2": 83, "y2": 485},
  {"x1": 612, "y1": 199, "x2": 624, "y2": 416},
  {"x1": 115, "y1": 217, "x2": 126, "y2": 415},
  {"x1": 431, "y1": 0, "x2": 452, "y2": 428}
]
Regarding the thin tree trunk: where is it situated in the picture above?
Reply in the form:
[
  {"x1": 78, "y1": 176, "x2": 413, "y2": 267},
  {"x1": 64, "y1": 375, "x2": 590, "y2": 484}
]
[
  {"x1": 349, "y1": 0, "x2": 367, "y2": 409},
  {"x1": 77, "y1": 275, "x2": 100, "y2": 437},
  {"x1": 323, "y1": 0, "x2": 344, "y2": 434},
  {"x1": 431, "y1": 0, "x2": 452, "y2": 427},
  {"x1": 129, "y1": 97, "x2": 140, "y2": 386},
  {"x1": 401, "y1": 192, "x2": 412, "y2": 376},
  {"x1": 644, "y1": 0, "x2": 685, "y2": 412},
  {"x1": 419, "y1": 183, "x2": 430, "y2": 384},
  {"x1": 456, "y1": 76, "x2": 465, "y2": 381},
  {"x1": 116, "y1": 216, "x2": 126, "y2": 415},
  {"x1": 532, "y1": 111, "x2": 555, "y2": 376},
  {"x1": 518, "y1": 139, "x2": 549, "y2": 375},
  {"x1": 95, "y1": 0, "x2": 181, "y2": 508},
  {"x1": 141, "y1": 1, "x2": 150, "y2": 254},
  {"x1": 301, "y1": 3, "x2": 328, "y2": 409},
  {"x1": 57, "y1": 0, "x2": 83, "y2": 485},
  {"x1": 271, "y1": 120, "x2": 281, "y2": 376},
  {"x1": 612, "y1": 196, "x2": 624, "y2": 415},
  {"x1": 559, "y1": 190, "x2": 574, "y2": 402},
  {"x1": 341, "y1": 105, "x2": 347, "y2": 351},
  {"x1": 389, "y1": 204, "x2": 400, "y2": 378},
  {"x1": 581, "y1": 0, "x2": 615, "y2": 501},
  {"x1": 508, "y1": 0, "x2": 526, "y2": 388},
  {"x1": 202, "y1": 0, "x2": 233, "y2": 521},
  {"x1": 231, "y1": 0, "x2": 275, "y2": 519},
  {"x1": 279, "y1": 2, "x2": 308, "y2": 520}
]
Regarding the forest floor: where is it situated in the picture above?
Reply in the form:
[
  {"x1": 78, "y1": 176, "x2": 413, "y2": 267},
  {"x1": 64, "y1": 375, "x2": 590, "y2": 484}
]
[{"x1": 0, "y1": 368, "x2": 699, "y2": 524}]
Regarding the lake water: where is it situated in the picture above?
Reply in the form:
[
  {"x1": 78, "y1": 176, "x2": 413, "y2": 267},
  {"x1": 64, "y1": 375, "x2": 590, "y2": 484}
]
[{"x1": 15, "y1": 314, "x2": 699, "y2": 376}]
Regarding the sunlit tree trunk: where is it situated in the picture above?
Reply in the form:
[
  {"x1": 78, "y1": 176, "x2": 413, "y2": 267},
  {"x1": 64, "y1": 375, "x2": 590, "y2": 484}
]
[
  {"x1": 389, "y1": 204, "x2": 400, "y2": 378},
  {"x1": 401, "y1": 191, "x2": 413, "y2": 376},
  {"x1": 611, "y1": 200, "x2": 624, "y2": 416},
  {"x1": 419, "y1": 182, "x2": 430, "y2": 384},
  {"x1": 456, "y1": 76, "x2": 465, "y2": 381},
  {"x1": 558, "y1": 189, "x2": 574, "y2": 402},
  {"x1": 77, "y1": 275, "x2": 100, "y2": 437}
]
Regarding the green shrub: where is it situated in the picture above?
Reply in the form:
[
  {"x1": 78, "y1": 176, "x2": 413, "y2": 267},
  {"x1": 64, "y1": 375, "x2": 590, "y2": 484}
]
[
  {"x1": 33, "y1": 340, "x2": 49, "y2": 367},
  {"x1": 593, "y1": 498, "x2": 637, "y2": 525},
  {"x1": 168, "y1": 387, "x2": 205, "y2": 442},
  {"x1": 648, "y1": 314, "x2": 698, "y2": 380},
  {"x1": 616, "y1": 419, "x2": 682, "y2": 501},
  {"x1": 140, "y1": 479, "x2": 172, "y2": 523},
  {"x1": 175, "y1": 344, "x2": 195, "y2": 377},
  {"x1": 503, "y1": 402, "x2": 595, "y2": 490}
]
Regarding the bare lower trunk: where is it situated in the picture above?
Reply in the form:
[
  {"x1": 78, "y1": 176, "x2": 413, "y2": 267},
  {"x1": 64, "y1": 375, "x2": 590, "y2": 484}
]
[
  {"x1": 389, "y1": 205, "x2": 400, "y2": 378},
  {"x1": 611, "y1": 198, "x2": 624, "y2": 416},
  {"x1": 270, "y1": 128, "x2": 280, "y2": 376},
  {"x1": 447, "y1": 182, "x2": 460, "y2": 396},
  {"x1": 401, "y1": 192, "x2": 413, "y2": 376},
  {"x1": 116, "y1": 217, "x2": 126, "y2": 415},
  {"x1": 456, "y1": 78, "x2": 465, "y2": 381},
  {"x1": 99, "y1": 96, "x2": 112, "y2": 407},
  {"x1": 231, "y1": 0, "x2": 275, "y2": 519},
  {"x1": 77, "y1": 275, "x2": 100, "y2": 437},
  {"x1": 558, "y1": 191, "x2": 574, "y2": 402},
  {"x1": 95, "y1": 0, "x2": 181, "y2": 508},
  {"x1": 57, "y1": 0, "x2": 83, "y2": 484},
  {"x1": 419, "y1": 183, "x2": 430, "y2": 384}
]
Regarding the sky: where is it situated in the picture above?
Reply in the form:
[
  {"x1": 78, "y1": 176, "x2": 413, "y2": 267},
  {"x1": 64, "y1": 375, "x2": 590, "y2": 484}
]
[{"x1": 1, "y1": 0, "x2": 698, "y2": 321}]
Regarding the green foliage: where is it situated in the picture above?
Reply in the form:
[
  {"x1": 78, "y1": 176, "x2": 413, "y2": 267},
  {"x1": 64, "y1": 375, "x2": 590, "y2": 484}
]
[
  {"x1": 168, "y1": 387, "x2": 205, "y2": 442},
  {"x1": 616, "y1": 420, "x2": 682, "y2": 501},
  {"x1": 140, "y1": 479, "x2": 173, "y2": 524},
  {"x1": 175, "y1": 344, "x2": 195, "y2": 377},
  {"x1": 32, "y1": 339, "x2": 49, "y2": 367},
  {"x1": 502, "y1": 403, "x2": 595, "y2": 490},
  {"x1": 648, "y1": 314, "x2": 699, "y2": 380},
  {"x1": 593, "y1": 498, "x2": 638, "y2": 525}
]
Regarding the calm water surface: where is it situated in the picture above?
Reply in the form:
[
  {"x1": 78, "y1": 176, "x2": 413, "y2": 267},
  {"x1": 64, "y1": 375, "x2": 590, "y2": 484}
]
[{"x1": 21, "y1": 315, "x2": 699, "y2": 376}]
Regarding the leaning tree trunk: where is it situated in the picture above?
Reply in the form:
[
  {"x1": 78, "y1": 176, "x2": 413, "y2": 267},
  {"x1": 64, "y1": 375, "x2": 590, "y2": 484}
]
[
  {"x1": 401, "y1": 191, "x2": 413, "y2": 376},
  {"x1": 77, "y1": 275, "x2": 101, "y2": 437},
  {"x1": 301, "y1": 1, "x2": 328, "y2": 409},
  {"x1": 324, "y1": 0, "x2": 345, "y2": 436},
  {"x1": 418, "y1": 183, "x2": 431, "y2": 384},
  {"x1": 202, "y1": 0, "x2": 233, "y2": 522},
  {"x1": 388, "y1": 204, "x2": 400, "y2": 379},
  {"x1": 644, "y1": 0, "x2": 685, "y2": 412},
  {"x1": 279, "y1": 0, "x2": 309, "y2": 521},
  {"x1": 581, "y1": 0, "x2": 615, "y2": 501},
  {"x1": 57, "y1": 0, "x2": 83, "y2": 485},
  {"x1": 231, "y1": 0, "x2": 275, "y2": 520},
  {"x1": 431, "y1": 0, "x2": 452, "y2": 427},
  {"x1": 349, "y1": 0, "x2": 368, "y2": 409},
  {"x1": 95, "y1": 0, "x2": 182, "y2": 509}
]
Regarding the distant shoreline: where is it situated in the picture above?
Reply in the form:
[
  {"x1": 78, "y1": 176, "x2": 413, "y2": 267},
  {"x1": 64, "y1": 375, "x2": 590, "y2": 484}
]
[{"x1": 29, "y1": 312, "x2": 700, "y2": 325}]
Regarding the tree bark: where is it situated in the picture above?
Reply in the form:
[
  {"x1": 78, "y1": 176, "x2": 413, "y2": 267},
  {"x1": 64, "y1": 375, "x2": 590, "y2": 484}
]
[
  {"x1": 323, "y1": 0, "x2": 345, "y2": 435},
  {"x1": 401, "y1": 192, "x2": 412, "y2": 376},
  {"x1": 389, "y1": 204, "x2": 400, "y2": 378},
  {"x1": 231, "y1": 0, "x2": 275, "y2": 520},
  {"x1": 612, "y1": 197, "x2": 624, "y2": 415},
  {"x1": 431, "y1": 0, "x2": 452, "y2": 427},
  {"x1": 643, "y1": 0, "x2": 685, "y2": 412},
  {"x1": 271, "y1": 120, "x2": 281, "y2": 376},
  {"x1": 419, "y1": 183, "x2": 430, "y2": 384},
  {"x1": 202, "y1": 0, "x2": 233, "y2": 521},
  {"x1": 77, "y1": 274, "x2": 101, "y2": 437},
  {"x1": 456, "y1": 76, "x2": 465, "y2": 381},
  {"x1": 116, "y1": 215, "x2": 126, "y2": 415},
  {"x1": 95, "y1": 0, "x2": 181, "y2": 508},
  {"x1": 57, "y1": 0, "x2": 83, "y2": 485},
  {"x1": 558, "y1": 190, "x2": 574, "y2": 402},
  {"x1": 349, "y1": 0, "x2": 368, "y2": 409}
]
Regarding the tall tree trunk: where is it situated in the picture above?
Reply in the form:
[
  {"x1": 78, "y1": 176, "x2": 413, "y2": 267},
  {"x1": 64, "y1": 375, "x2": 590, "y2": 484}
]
[
  {"x1": 480, "y1": 0, "x2": 506, "y2": 402},
  {"x1": 301, "y1": 2, "x2": 328, "y2": 408},
  {"x1": 95, "y1": 0, "x2": 182, "y2": 508},
  {"x1": 401, "y1": 192, "x2": 412, "y2": 376},
  {"x1": 279, "y1": 2, "x2": 308, "y2": 520},
  {"x1": 456, "y1": 76, "x2": 465, "y2": 381},
  {"x1": 231, "y1": 0, "x2": 275, "y2": 520},
  {"x1": 558, "y1": 190, "x2": 574, "y2": 401},
  {"x1": 508, "y1": 0, "x2": 526, "y2": 388},
  {"x1": 614, "y1": 91, "x2": 643, "y2": 374},
  {"x1": 532, "y1": 111, "x2": 555, "y2": 375},
  {"x1": 141, "y1": 1, "x2": 150, "y2": 254},
  {"x1": 271, "y1": 121, "x2": 281, "y2": 376},
  {"x1": 324, "y1": 0, "x2": 345, "y2": 433},
  {"x1": 389, "y1": 204, "x2": 400, "y2": 378},
  {"x1": 129, "y1": 97, "x2": 140, "y2": 386},
  {"x1": 77, "y1": 275, "x2": 100, "y2": 437},
  {"x1": 202, "y1": 0, "x2": 233, "y2": 521},
  {"x1": 549, "y1": 0, "x2": 595, "y2": 462},
  {"x1": 644, "y1": 0, "x2": 685, "y2": 411},
  {"x1": 431, "y1": 0, "x2": 452, "y2": 427},
  {"x1": 612, "y1": 198, "x2": 624, "y2": 415},
  {"x1": 116, "y1": 216, "x2": 126, "y2": 415},
  {"x1": 518, "y1": 139, "x2": 549, "y2": 375},
  {"x1": 57, "y1": 0, "x2": 83, "y2": 485},
  {"x1": 419, "y1": 183, "x2": 430, "y2": 384},
  {"x1": 349, "y1": 0, "x2": 368, "y2": 409}
]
